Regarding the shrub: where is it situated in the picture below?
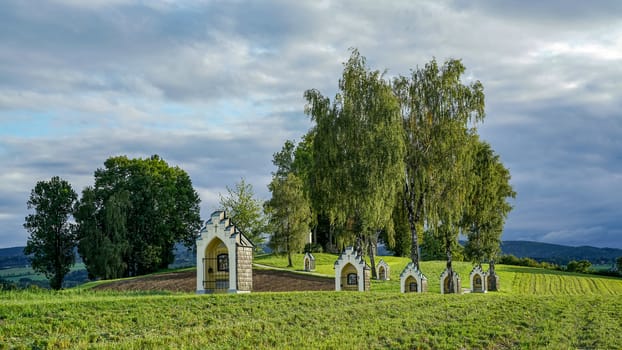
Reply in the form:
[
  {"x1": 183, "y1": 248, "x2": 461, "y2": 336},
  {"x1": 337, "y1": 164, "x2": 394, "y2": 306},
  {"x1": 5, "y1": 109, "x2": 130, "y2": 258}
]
[
  {"x1": 498, "y1": 254, "x2": 560, "y2": 270},
  {"x1": 0, "y1": 278, "x2": 18, "y2": 290},
  {"x1": 566, "y1": 260, "x2": 592, "y2": 273},
  {"x1": 304, "y1": 243, "x2": 324, "y2": 253}
]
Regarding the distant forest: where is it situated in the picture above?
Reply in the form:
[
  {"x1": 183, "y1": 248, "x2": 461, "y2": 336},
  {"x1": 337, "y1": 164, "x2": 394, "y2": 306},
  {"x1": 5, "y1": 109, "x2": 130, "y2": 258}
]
[{"x1": 499, "y1": 241, "x2": 622, "y2": 266}]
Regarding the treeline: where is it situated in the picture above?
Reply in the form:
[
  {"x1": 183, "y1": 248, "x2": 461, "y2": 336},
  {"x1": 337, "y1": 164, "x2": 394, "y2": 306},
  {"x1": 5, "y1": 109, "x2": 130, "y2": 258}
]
[
  {"x1": 499, "y1": 240, "x2": 622, "y2": 266},
  {"x1": 23, "y1": 155, "x2": 201, "y2": 289},
  {"x1": 498, "y1": 254, "x2": 622, "y2": 277},
  {"x1": 0, "y1": 255, "x2": 29, "y2": 269}
]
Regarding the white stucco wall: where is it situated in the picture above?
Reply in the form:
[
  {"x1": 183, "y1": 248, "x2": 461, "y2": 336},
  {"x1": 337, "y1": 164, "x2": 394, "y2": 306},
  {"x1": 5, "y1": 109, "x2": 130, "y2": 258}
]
[
  {"x1": 196, "y1": 211, "x2": 242, "y2": 294},
  {"x1": 400, "y1": 262, "x2": 428, "y2": 293},
  {"x1": 334, "y1": 246, "x2": 369, "y2": 291}
]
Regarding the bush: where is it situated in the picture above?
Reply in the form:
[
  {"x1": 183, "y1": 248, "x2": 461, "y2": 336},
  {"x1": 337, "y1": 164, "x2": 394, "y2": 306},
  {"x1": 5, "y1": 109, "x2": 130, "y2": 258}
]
[
  {"x1": 498, "y1": 254, "x2": 560, "y2": 270},
  {"x1": 566, "y1": 260, "x2": 592, "y2": 273},
  {"x1": 0, "y1": 278, "x2": 18, "y2": 290},
  {"x1": 304, "y1": 243, "x2": 323, "y2": 253}
]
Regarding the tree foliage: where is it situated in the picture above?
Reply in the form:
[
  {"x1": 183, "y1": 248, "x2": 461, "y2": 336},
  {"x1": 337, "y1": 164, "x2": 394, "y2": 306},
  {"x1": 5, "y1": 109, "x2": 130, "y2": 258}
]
[
  {"x1": 393, "y1": 58, "x2": 485, "y2": 279},
  {"x1": 566, "y1": 260, "x2": 592, "y2": 274},
  {"x1": 265, "y1": 173, "x2": 312, "y2": 267},
  {"x1": 23, "y1": 176, "x2": 78, "y2": 289},
  {"x1": 304, "y1": 50, "x2": 405, "y2": 276},
  {"x1": 463, "y1": 137, "x2": 515, "y2": 265},
  {"x1": 271, "y1": 139, "x2": 296, "y2": 180},
  {"x1": 380, "y1": 192, "x2": 411, "y2": 257},
  {"x1": 75, "y1": 155, "x2": 201, "y2": 279},
  {"x1": 219, "y1": 178, "x2": 266, "y2": 250},
  {"x1": 420, "y1": 229, "x2": 464, "y2": 262}
]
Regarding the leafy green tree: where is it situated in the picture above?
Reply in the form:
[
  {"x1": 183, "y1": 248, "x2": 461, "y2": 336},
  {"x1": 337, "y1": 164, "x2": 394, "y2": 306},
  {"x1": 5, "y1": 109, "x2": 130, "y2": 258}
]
[
  {"x1": 420, "y1": 228, "x2": 464, "y2": 261},
  {"x1": 305, "y1": 49, "x2": 405, "y2": 277},
  {"x1": 566, "y1": 260, "x2": 592, "y2": 273},
  {"x1": 290, "y1": 133, "x2": 337, "y2": 250},
  {"x1": 419, "y1": 230, "x2": 444, "y2": 261},
  {"x1": 271, "y1": 139, "x2": 296, "y2": 179},
  {"x1": 271, "y1": 136, "x2": 322, "y2": 245},
  {"x1": 219, "y1": 178, "x2": 266, "y2": 250},
  {"x1": 463, "y1": 137, "x2": 515, "y2": 273},
  {"x1": 380, "y1": 192, "x2": 411, "y2": 257},
  {"x1": 393, "y1": 58, "x2": 485, "y2": 292},
  {"x1": 617, "y1": 256, "x2": 622, "y2": 273},
  {"x1": 75, "y1": 188, "x2": 130, "y2": 279},
  {"x1": 75, "y1": 155, "x2": 201, "y2": 278},
  {"x1": 24, "y1": 176, "x2": 78, "y2": 289},
  {"x1": 265, "y1": 173, "x2": 312, "y2": 267}
]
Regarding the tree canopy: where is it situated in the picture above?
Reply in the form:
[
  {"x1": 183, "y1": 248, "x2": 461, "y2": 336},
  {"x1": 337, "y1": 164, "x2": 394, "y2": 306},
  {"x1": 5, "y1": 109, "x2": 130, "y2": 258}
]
[
  {"x1": 294, "y1": 50, "x2": 514, "y2": 284},
  {"x1": 75, "y1": 155, "x2": 201, "y2": 279},
  {"x1": 265, "y1": 173, "x2": 312, "y2": 267},
  {"x1": 304, "y1": 49, "x2": 405, "y2": 276},
  {"x1": 463, "y1": 137, "x2": 515, "y2": 266},
  {"x1": 393, "y1": 58, "x2": 485, "y2": 273},
  {"x1": 218, "y1": 178, "x2": 266, "y2": 250},
  {"x1": 24, "y1": 176, "x2": 78, "y2": 289}
]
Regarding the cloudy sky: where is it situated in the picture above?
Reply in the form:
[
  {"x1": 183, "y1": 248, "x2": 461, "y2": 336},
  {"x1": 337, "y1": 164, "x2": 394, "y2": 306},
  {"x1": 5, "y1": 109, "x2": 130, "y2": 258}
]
[{"x1": 1, "y1": 0, "x2": 620, "y2": 249}]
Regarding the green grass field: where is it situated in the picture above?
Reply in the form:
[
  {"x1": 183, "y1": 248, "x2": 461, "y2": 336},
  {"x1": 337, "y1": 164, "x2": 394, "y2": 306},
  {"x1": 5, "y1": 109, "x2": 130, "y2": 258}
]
[
  {"x1": 256, "y1": 253, "x2": 622, "y2": 295},
  {"x1": 2, "y1": 254, "x2": 622, "y2": 349}
]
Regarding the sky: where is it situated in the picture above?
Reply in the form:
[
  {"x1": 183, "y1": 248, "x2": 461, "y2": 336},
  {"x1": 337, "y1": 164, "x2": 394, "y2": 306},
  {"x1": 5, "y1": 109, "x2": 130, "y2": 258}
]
[{"x1": 1, "y1": 0, "x2": 621, "y2": 249}]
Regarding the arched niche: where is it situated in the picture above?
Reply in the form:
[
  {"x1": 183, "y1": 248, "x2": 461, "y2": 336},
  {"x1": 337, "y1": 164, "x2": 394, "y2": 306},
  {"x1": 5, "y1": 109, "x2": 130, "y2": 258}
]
[{"x1": 334, "y1": 246, "x2": 370, "y2": 292}]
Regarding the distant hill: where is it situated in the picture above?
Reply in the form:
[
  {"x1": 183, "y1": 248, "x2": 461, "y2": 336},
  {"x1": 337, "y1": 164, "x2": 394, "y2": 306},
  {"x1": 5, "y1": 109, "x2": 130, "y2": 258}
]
[
  {"x1": 500, "y1": 241, "x2": 622, "y2": 266},
  {"x1": 0, "y1": 246, "x2": 29, "y2": 269},
  {"x1": 0, "y1": 245, "x2": 189, "y2": 270}
]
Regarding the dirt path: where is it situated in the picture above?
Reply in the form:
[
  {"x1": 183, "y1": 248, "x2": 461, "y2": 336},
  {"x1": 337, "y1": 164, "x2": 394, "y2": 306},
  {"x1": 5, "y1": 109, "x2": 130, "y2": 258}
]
[{"x1": 93, "y1": 269, "x2": 334, "y2": 293}]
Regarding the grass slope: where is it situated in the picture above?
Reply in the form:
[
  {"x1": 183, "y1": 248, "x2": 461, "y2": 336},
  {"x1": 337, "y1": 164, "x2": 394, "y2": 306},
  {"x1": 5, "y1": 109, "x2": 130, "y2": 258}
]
[
  {"x1": 1, "y1": 290, "x2": 620, "y2": 349},
  {"x1": 2, "y1": 254, "x2": 622, "y2": 349},
  {"x1": 255, "y1": 253, "x2": 622, "y2": 295}
]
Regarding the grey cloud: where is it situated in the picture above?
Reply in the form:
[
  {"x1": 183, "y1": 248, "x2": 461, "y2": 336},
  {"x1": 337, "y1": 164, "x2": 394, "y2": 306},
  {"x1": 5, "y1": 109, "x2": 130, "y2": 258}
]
[
  {"x1": 480, "y1": 98, "x2": 622, "y2": 248},
  {"x1": 457, "y1": 0, "x2": 622, "y2": 25},
  {"x1": 1, "y1": 0, "x2": 620, "y2": 250},
  {"x1": 0, "y1": 112, "x2": 297, "y2": 247}
]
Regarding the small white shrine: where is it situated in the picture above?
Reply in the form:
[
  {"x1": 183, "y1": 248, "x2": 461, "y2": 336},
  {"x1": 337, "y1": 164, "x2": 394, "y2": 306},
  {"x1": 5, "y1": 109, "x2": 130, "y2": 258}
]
[
  {"x1": 303, "y1": 252, "x2": 316, "y2": 272},
  {"x1": 400, "y1": 262, "x2": 428, "y2": 293},
  {"x1": 196, "y1": 211, "x2": 254, "y2": 294},
  {"x1": 376, "y1": 259, "x2": 390, "y2": 280},
  {"x1": 334, "y1": 246, "x2": 370, "y2": 291},
  {"x1": 440, "y1": 268, "x2": 461, "y2": 294},
  {"x1": 470, "y1": 265, "x2": 487, "y2": 293}
]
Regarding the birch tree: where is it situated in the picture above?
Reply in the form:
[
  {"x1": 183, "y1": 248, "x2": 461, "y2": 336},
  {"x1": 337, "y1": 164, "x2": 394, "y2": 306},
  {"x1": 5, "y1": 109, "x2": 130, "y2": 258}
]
[
  {"x1": 463, "y1": 137, "x2": 515, "y2": 274},
  {"x1": 265, "y1": 173, "x2": 312, "y2": 267},
  {"x1": 305, "y1": 49, "x2": 405, "y2": 277},
  {"x1": 394, "y1": 59, "x2": 485, "y2": 291}
]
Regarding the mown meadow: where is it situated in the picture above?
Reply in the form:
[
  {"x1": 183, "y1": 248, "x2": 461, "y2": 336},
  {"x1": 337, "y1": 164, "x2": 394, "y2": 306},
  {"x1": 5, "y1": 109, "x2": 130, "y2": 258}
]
[{"x1": 2, "y1": 254, "x2": 622, "y2": 349}]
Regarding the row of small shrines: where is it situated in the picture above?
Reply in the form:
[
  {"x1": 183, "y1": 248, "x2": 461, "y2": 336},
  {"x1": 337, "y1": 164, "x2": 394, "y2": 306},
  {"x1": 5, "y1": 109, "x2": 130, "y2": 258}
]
[
  {"x1": 196, "y1": 211, "x2": 498, "y2": 294},
  {"x1": 314, "y1": 248, "x2": 498, "y2": 294}
]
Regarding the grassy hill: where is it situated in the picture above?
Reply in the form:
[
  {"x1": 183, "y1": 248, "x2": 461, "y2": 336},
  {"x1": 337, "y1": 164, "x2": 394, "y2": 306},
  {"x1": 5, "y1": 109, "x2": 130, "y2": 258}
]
[
  {"x1": 0, "y1": 246, "x2": 29, "y2": 269},
  {"x1": 255, "y1": 253, "x2": 622, "y2": 295},
  {"x1": 2, "y1": 253, "x2": 622, "y2": 349}
]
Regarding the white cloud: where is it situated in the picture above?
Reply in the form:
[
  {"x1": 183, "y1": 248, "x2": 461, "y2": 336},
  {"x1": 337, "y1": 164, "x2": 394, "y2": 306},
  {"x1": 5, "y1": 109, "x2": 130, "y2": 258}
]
[{"x1": 0, "y1": 0, "x2": 621, "y2": 250}]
